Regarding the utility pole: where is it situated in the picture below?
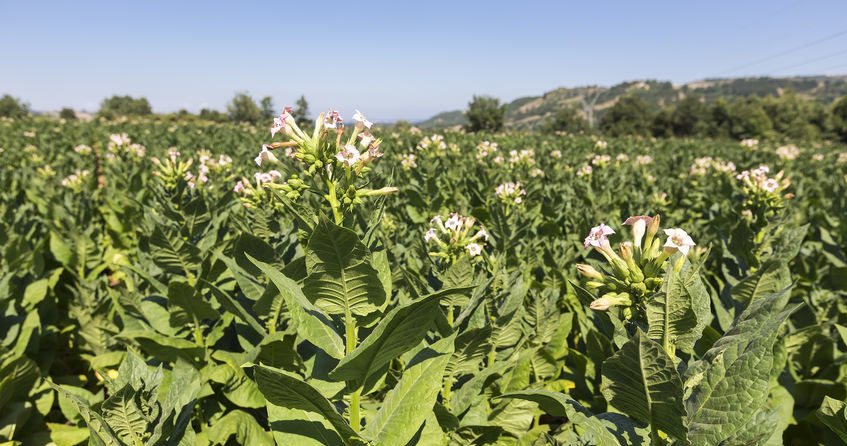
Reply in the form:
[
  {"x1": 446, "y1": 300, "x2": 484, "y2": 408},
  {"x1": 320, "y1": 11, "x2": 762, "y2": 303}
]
[{"x1": 581, "y1": 89, "x2": 601, "y2": 128}]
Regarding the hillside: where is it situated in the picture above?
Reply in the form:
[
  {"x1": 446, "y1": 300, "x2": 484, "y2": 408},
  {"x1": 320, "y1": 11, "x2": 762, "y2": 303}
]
[{"x1": 418, "y1": 75, "x2": 847, "y2": 130}]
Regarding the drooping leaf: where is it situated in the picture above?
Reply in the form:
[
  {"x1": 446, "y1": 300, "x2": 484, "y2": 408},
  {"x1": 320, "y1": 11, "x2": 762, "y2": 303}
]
[
  {"x1": 817, "y1": 396, "x2": 847, "y2": 443},
  {"x1": 646, "y1": 256, "x2": 710, "y2": 354},
  {"x1": 684, "y1": 286, "x2": 798, "y2": 445},
  {"x1": 362, "y1": 335, "x2": 455, "y2": 445},
  {"x1": 601, "y1": 329, "x2": 688, "y2": 443}
]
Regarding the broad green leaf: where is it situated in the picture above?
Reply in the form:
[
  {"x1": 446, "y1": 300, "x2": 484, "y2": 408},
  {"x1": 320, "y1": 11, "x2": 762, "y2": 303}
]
[
  {"x1": 684, "y1": 287, "x2": 798, "y2": 445},
  {"x1": 496, "y1": 390, "x2": 626, "y2": 445},
  {"x1": 205, "y1": 410, "x2": 274, "y2": 446},
  {"x1": 47, "y1": 381, "x2": 121, "y2": 446},
  {"x1": 204, "y1": 279, "x2": 267, "y2": 337},
  {"x1": 302, "y1": 219, "x2": 385, "y2": 317},
  {"x1": 267, "y1": 404, "x2": 345, "y2": 446},
  {"x1": 362, "y1": 335, "x2": 455, "y2": 445},
  {"x1": 22, "y1": 278, "x2": 49, "y2": 309},
  {"x1": 601, "y1": 329, "x2": 688, "y2": 443},
  {"x1": 168, "y1": 280, "x2": 217, "y2": 321},
  {"x1": 329, "y1": 289, "x2": 466, "y2": 391},
  {"x1": 817, "y1": 396, "x2": 847, "y2": 443},
  {"x1": 254, "y1": 365, "x2": 363, "y2": 445},
  {"x1": 250, "y1": 255, "x2": 345, "y2": 359},
  {"x1": 646, "y1": 256, "x2": 710, "y2": 354},
  {"x1": 100, "y1": 385, "x2": 149, "y2": 445},
  {"x1": 148, "y1": 226, "x2": 201, "y2": 277},
  {"x1": 47, "y1": 422, "x2": 90, "y2": 446}
]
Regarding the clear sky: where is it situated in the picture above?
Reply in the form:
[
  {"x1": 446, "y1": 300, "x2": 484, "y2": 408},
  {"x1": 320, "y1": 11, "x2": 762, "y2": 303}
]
[{"x1": 2, "y1": 0, "x2": 847, "y2": 122}]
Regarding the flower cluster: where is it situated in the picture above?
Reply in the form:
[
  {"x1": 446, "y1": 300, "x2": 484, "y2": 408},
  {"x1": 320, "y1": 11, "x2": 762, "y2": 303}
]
[
  {"x1": 838, "y1": 152, "x2": 847, "y2": 163},
  {"x1": 596, "y1": 140, "x2": 608, "y2": 148},
  {"x1": 615, "y1": 153, "x2": 630, "y2": 163},
  {"x1": 150, "y1": 151, "x2": 195, "y2": 190},
  {"x1": 689, "y1": 157, "x2": 736, "y2": 176},
  {"x1": 400, "y1": 153, "x2": 417, "y2": 170},
  {"x1": 529, "y1": 168, "x2": 544, "y2": 178},
  {"x1": 507, "y1": 149, "x2": 536, "y2": 167},
  {"x1": 494, "y1": 181, "x2": 526, "y2": 205},
  {"x1": 416, "y1": 134, "x2": 454, "y2": 155},
  {"x1": 740, "y1": 138, "x2": 759, "y2": 148},
  {"x1": 252, "y1": 107, "x2": 395, "y2": 221},
  {"x1": 812, "y1": 153, "x2": 824, "y2": 161},
  {"x1": 577, "y1": 164, "x2": 592, "y2": 177},
  {"x1": 425, "y1": 213, "x2": 489, "y2": 262},
  {"x1": 736, "y1": 164, "x2": 792, "y2": 213},
  {"x1": 74, "y1": 144, "x2": 92, "y2": 154},
  {"x1": 634, "y1": 155, "x2": 653, "y2": 166},
  {"x1": 476, "y1": 141, "x2": 499, "y2": 161},
  {"x1": 61, "y1": 169, "x2": 91, "y2": 191},
  {"x1": 108, "y1": 133, "x2": 131, "y2": 152},
  {"x1": 551, "y1": 149, "x2": 562, "y2": 158},
  {"x1": 577, "y1": 215, "x2": 696, "y2": 318},
  {"x1": 591, "y1": 154, "x2": 611, "y2": 167},
  {"x1": 775, "y1": 144, "x2": 801, "y2": 160}
]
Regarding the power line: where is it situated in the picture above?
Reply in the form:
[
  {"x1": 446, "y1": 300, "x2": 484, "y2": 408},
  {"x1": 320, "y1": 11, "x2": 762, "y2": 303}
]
[
  {"x1": 716, "y1": 28, "x2": 847, "y2": 76},
  {"x1": 770, "y1": 48, "x2": 847, "y2": 74}
]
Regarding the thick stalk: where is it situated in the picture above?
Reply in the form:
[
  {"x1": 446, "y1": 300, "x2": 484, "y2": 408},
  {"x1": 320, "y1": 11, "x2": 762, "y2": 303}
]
[{"x1": 345, "y1": 311, "x2": 361, "y2": 432}]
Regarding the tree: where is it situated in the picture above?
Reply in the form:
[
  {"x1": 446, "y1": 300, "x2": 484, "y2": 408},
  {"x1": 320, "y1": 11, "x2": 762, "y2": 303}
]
[
  {"x1": 671, "y1": 95, "x2": 708, "y2": 137},
  {"x1": 464, "y1": 95, "x2": 506, "y2": 132},
  {"x1": 762, "y1": 90, "x2": 825, "y2": 140},
  {"x1": 651, "y1": 107, "x2": 675, "y2": 138},
  {"x1": 227, "y1": 92, "x2": 262, "y2": 124},
  {"x1": 542, "y1": 106, "x2": 589, "y2": 134},
  {"x1": 260, "y1": 96, "x2": 275, "y2": 120},
  {"x1": 293, "y1": 95, "x2": 310, "y2": 128},
  {"x1": 708, "y1": 98, "x2": 732, "y2": 139},
  {"x1": 199, "y1": 108, "x2": 229, "y2": 122},
  {"x1": 600, "y1": 95, "x2": 653, "y2": 136},
  {"x1": 98, "y1": 95, "x2": 152, "y2": 118},
  {"x1": 0, "y1": 94, "x2": 30, "y2": 118},
  {"x1": 832, "y1": 95, "x2": 847, "y2": 142},
  {"x1": 728, "y1": 97, "x2": 772, "y2": 139},
  {"x1": 59, "y1": 108, "x2": 77, "y2": 120}
]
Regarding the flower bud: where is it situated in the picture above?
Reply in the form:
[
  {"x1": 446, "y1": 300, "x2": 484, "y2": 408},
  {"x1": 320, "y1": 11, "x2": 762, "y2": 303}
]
[
  {"x1": 644, "y1": 214, "x2": 661, "y2": 247},
  {"x1": 576, "y1": 264, "x2": 604, "y2": 281},
  {"x1": 589, "y1": 292, "x2": 632, "y2": 311}
]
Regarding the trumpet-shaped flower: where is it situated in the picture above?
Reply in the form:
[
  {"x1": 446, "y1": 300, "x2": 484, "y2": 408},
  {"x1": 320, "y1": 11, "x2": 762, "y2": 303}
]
[
  {"x1": 335, "y1": 145, "x2": 361, "y2": 167},
  {"x1": 663, "y1": 228, "x2": 695, "y2": 256},
  {"x1": 584, "y1": 224, "x2": 615, "y2": 249},
  {"x1": 254, "y1": 145, "x2": 279, "y2": 166},
  {"x1": 324, "y1": 109, "x2": 343, "y2": 129},
  {"x1": 466, "y1": 243, "x2": 483, "y2": 257},
  {"x1": 352, "y1": 110, "x2": 373, "y2": 130},
  {"x1": 271, "y1": 106, "x2": 294, "y2": 137}
]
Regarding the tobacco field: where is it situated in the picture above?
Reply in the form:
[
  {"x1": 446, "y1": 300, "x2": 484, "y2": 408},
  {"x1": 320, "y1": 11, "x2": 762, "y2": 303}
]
[{"x1": 1, "y1": 110, "x2": 847, "y2": 445}]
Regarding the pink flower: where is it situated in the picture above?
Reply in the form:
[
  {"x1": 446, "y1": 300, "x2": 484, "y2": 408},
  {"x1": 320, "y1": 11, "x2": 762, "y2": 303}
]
[
  {"x1": 254, "y1": 145, "x2": 278, "y2": 166},
  {"x1": 271, "y1": 106, "x2": 294, "y2": 137},
  {"x1": 352, "y1": 110, "x2": 373, "y2": 130},
  {"x1": 663, "y1": 228, "x2": 695, "y2": 256},
  {"x1": 466, "y1": 243, "x2": 483, "y2": 256},
  {"x1": 424, "y1": 228, "x2": 437, "y2": 242},
  {"x1": 584, "y1": 224, "x2": 615, "y2": 249},
  {"x1": 445, "y1": 214, "x2": 462, "y2": 231},
  {"x1": 622, "y1": 215, "x2": 652, "y2": 246},
  {"x1": 334, "y1": 145, "x2": 360, "y2": 167},
  {"x1": 324, "y1": 109, "x2": 343, "y2": 129}
]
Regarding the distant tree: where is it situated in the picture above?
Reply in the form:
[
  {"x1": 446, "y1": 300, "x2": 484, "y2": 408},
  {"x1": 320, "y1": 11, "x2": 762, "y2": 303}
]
[
  {"x1": 708, "y1": 98, "x2": 733, "y2": 139},
  {"x1": 464, "y1": 95, "x2": 506, "y2": 132},
  {"x1": 199, "y1": 108, "x2": 229, "y2": 122},
  {"x1": 59, "y1": 108, "x2": 77, "y2": 120},
  {"x1": 728, "y1": 97, "x2": 772, "y2": 139},
  {"x1": 260, "y1": 96, "x2": 275, "y2": 120},
  {"x1": 98, "y1": 95, "x2": 152, "y2": 118},
  {"x1": 227, "y1": 92, "x2": 262, "y2": 124},
  {"x1": 672, "y1": 95, "x2": 708, "y2": 136},
  {"x1": 293, "y1": 95, "x2": 310, "y2": 128},
  {"x1": 832, "y1": 95, "x2": 847, "y2": 142},
  {"x1": 762, "y1": 90, "x2": 824, "y2": 140},
  {"x1": 0, "y1": 94, "x2": 30, "y2": 118},
  {"x1": 542, "y1": 106, "x2": 589, "y2": 134},
  {"x1": 600, "y1": 95, "x2": 652, "y2": 136},
  {"x1": 651, "y1": 107, "x2": 675, "y2": 138}
]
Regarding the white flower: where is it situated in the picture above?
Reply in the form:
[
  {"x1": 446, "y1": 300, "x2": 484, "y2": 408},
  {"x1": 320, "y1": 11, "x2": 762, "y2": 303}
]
[
  {"x1": 663, "y1": 228, "x2": 695, "y2": 256},
  {"x1": 584, "y1": 224, "x2": 615, "y2": 249},
  {"x1": 466, "y1": 243, "x2": 483, "y2": 256},
  {"x1": 254, "y1": 145, "x2": 279, "y2": 166},
  {"x1": 445, "y1": 214, "x2": 462, "y2": 231},
  {"x1": 335, "y1": 145, "x2": 361, "y2": 167},
  {"x1": 424, "y1": 228, "x2": 437, "y2": 242},
  {"x1": 352, "y1": 110, "x2": 373, "y2": 130}
]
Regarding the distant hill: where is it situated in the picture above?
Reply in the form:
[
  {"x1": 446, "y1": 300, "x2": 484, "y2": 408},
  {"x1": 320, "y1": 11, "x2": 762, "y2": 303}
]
[{"x1": 418, "y1": 75, "x2": 847, "y2": 130}]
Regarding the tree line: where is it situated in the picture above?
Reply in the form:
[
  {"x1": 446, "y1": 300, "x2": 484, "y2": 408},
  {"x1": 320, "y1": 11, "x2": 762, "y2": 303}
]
[{"x1": 464, "y1": 91, "x2": 847, "y2": 142}]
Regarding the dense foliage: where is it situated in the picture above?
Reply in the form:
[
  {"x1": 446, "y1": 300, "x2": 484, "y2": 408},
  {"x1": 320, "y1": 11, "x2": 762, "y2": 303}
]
[{"x1": 1, "y1": 112, "x2": 847, "y2": 445}]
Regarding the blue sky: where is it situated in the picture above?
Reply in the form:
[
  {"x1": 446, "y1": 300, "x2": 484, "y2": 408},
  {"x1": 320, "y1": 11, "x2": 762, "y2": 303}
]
[{"x1": 2, "y1": 0, "x2": 847, "y2": 121}]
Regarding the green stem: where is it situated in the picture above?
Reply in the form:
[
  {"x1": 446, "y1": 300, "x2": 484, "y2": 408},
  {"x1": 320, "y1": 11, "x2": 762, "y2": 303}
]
[
  {"x1": 345, "y1": 311, "x2": 361, "y2": 432},
  {"x1": 192, "y1": 315, "x2": 204, "y2": 347}
]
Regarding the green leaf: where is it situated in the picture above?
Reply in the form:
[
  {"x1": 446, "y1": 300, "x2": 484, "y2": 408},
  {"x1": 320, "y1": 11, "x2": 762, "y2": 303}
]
[
  {"x1": 249, "y1": 255, "x2": 345, "y2": 359},
  {"x1": 496, "y1": 390, "x2": 627, "y2": 445},
  {"x1": 47, "y1": 381, "x2": 121, "y2": 446},
  {"x1": 100, "y1": 385, "x2": 149, "y2": 445},
  {"x1": 267, "y1": 404, "x2": 345, "y2": 446},
  {"x1": 149, "y1": 226, "x2": 201, "y2": 276},
  {"x1": 329, "y1": 289, "x2": 465, "y2": 391},
  {"x1": 254, "y1": 365, "x2": 363, "y2": 445},
  {"x1": 362, "y1": 335, "x2": 455, "y2": 446},
  {"x1": 204, "y1": 279, "x2": 267, "y2": 337},
  {"x1": 684, "y1": 287, "x2": 798, "y2": 445},
  {"x1": 646, "y1": 256, "x2": 710, "y2": 354},
  {"x1": 47, "y1": 422, "x2": 90, "y2": 446},
  {"x1": 168, "y1": 280, "x2": 217, "y2": 321},
  {"x1": 817, "y1": 396, "x2": 847, "y2": 443},
  {"x1": 205, "y1": 410, "x2": 274, "y2": 446},
  {"x1": 49, "y1": 232, "x2": 75, "y2": 266},
  {"x1": 601, "y1": 329, "x2": 688, "y2": 443},
  {"x1": 22, "y1": 278, "x2": 49, "y2": 309},
  {"x1": 302, "y1": 219, "x2": 385, "y2": 317}
]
